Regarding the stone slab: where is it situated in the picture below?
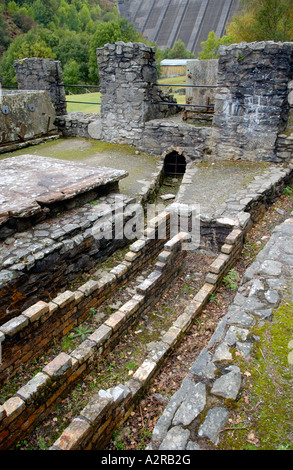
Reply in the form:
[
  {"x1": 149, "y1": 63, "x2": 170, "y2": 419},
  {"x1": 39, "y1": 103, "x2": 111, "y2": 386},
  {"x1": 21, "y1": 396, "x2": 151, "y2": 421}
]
[{"x1": 0, "y1": 155, "x2": 128, "y2": 225}]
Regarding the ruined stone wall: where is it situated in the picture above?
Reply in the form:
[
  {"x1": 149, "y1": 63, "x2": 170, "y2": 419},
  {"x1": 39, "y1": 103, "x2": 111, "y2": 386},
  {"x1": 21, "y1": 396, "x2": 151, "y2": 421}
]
[
  {"x1": 0, "y1": 230, "x2": 185, "y2": 450},
  {"x1": 211, "y1": 41, "x2": 293, "y2": 162},
  {"x1": 97, "y1": 41, "x2": 180, "y2": 144},
  {"x1": 14, "y1": 58, "x2": 66, "y2": 116},
  {"x1": 0, "y1": 90, "x2": 57, "y2": 150},
  {"x1": 139, "y1": 118, "x2": 211, "y2": 161}
]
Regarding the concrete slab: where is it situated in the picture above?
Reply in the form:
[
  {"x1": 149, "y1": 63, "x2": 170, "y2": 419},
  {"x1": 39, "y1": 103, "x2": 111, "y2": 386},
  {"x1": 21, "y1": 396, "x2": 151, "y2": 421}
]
[
  {"x1": 176, "y1": 161, "x2": 270, "y2": 218},
  {"x1": 0, "y1": 154, "x2": 127, "y2": 225},
  {"x1": 0, "y1": 138, "x2": 161, "y2": 198}
]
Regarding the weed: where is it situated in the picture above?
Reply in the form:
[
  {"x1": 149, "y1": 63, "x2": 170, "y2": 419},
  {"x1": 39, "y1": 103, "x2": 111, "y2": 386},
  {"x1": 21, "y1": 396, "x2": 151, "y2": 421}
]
[
  {"x1": 223, "y1": 269, "x2": 240, "y2": 290},
  {"x1": 72, "y1": 325, "x2": 93, "y2": 341},
  {"x1": 126, "y1": 361, "x2": 137, "y2": 371},
  {"x1": 209, "y1": 293, "x2": 220, "y2": 305},
  {"x1": 282, "y1": 185, "x2": 293, "y2": 197},
  {"x1": 37, "y1": 436, "x2": 48, "y2": 450},
  {"x1": 61, "y1": 335, "x2": 75, "y2": 352}
]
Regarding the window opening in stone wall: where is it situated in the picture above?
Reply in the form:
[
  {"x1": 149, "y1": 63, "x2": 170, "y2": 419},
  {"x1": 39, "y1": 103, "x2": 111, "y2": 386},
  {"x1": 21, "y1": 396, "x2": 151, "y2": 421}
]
[{"x1": 164, "y1": 152, "x2": 186, "y2": 177}]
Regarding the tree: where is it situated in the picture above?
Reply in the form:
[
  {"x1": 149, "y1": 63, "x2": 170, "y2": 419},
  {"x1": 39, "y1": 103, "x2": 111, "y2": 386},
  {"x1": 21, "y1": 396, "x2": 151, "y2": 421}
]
[
  {"x1": 32, "y1": 0, "x2": 58, "y2": 27},
  {"x1": 0, "y1": 28, "x2": 54, "y2": 87},
  {"x1": 0, "y1": 14, "x2": 11, "y2": 54},
  {"x1": 227, "y1": 0, "x2": 293, "y2": 42},
  {"x1": 88, "y1": 18, "x2": 140, "y2": 84},
  {"x1": 67, "y1": 4, "x2": 81, "y2": 31},
  {"x1": 79, "y1": 4, "x2": 91, "y2": 29},
  {"x1": 198, "y1": 31, "x2": 233, "y2": 59},
  {"x1": 55, "y1": 31, "x2": 90, "y2": 82},
  {"x1": 63, "y1": 59, "x2": 80, "y2": 91},
  {"x1": 165, "y1": 39, "x2": 195, "y2": 59}
]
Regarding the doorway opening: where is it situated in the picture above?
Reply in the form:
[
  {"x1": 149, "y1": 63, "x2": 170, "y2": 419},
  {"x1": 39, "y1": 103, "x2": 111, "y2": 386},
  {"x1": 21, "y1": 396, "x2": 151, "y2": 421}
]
[{"x1": 164, "y1": 151, "x2": 186, "y2": 177}]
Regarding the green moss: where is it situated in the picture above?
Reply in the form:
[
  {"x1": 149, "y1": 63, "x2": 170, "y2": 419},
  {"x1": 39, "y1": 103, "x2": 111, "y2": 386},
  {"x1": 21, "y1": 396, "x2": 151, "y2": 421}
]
[{"x1": 219, "y1": 294, "x2": 293, "y2": 450}]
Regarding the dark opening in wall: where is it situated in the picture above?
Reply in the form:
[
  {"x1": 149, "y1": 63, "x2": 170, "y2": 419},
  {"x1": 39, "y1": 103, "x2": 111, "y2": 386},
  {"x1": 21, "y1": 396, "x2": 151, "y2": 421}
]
[{"x1": 164, "y1": 152, "x2": 186, "y2": 177}]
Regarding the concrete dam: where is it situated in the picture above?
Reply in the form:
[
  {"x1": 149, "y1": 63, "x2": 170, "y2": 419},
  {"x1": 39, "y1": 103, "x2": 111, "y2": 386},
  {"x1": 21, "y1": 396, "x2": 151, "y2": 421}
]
[{"x1": 118, "y1": 0, "x2": 240, "y2": 56}]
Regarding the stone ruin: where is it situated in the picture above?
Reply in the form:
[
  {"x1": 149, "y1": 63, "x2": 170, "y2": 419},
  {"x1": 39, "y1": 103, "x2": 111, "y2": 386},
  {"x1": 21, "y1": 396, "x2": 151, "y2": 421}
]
[
  {"x1": 1, "y1": 40, "x2": 293, "y2": 451},
  {"x1": 2, "y1": 40, "x2": 293, "y2": 164}
]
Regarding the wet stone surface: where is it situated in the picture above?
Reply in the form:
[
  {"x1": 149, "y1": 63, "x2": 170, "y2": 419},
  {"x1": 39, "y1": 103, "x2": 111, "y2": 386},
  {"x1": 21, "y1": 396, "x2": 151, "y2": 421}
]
[{"x1": 0, "y1": 154, "x2": 127, "y2": 227}]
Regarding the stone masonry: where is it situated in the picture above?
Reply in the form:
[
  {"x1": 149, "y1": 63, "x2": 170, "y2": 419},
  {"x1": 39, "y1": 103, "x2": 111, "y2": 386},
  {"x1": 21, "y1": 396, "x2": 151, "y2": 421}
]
[
  {"x1": 147, "y1": 216, "x2": 293, "y2": 450},
  {"x1": 211, "y1": 41, "x2": 293, "y2": 162},
  {"x1": 97, "y1": 41, "x2": 180, "y2": 144},
  {"x1": 14, "y1": 58, "x2": 66, "y2": 116}
]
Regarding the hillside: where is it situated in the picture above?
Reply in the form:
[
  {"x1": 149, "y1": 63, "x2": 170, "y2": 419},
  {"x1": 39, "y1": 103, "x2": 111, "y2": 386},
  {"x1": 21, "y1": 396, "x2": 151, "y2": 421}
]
[
  {"x1": 118, "y1": 0, "x2": 240, "y2": 57},
  {"x1": 0, "y1": 0, "x2": 142, "y2": 87}
]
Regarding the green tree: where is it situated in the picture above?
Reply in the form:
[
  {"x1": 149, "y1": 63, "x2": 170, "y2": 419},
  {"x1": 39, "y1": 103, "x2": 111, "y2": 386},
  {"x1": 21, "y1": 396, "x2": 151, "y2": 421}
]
[
  {"x1": 227, "y1": 0, "x2": 293, "y2": 42},
  {"x1": 167, "y1": 39, "x2": 195, "y2": 59},
  {"x1": 67, "y1": 4, "x2": 81, "y2": 31},
  {"x1": 79, "y1": 3, "x2": 91, "y2": 29},
  {"x1": 0, "y1": 28, "x2": 54, "y2": 86},
  {"x1": 32, "y1": 0, "x2": 58, "y2": 27},
  {"x1": 55, "y1": 31, "x2": 90, "y2": 82},
  {"x1": 0, "y1": 13, "x2": 11, "y2": 54},
  {"x1": 88, "y1": 18, "x2": 140, "y2": 84},
  {"x1": 62, "y1": 59, "x2": 80, "y2": 91},
  {"x1": 198, "y1": 31, "x2": 233, "y2": 59}
]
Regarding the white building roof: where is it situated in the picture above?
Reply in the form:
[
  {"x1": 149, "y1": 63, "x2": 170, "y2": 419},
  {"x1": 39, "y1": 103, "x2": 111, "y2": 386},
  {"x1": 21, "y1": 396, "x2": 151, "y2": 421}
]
[{"x1": 160, "y1": 59, "x2": 190, "y2": 66}]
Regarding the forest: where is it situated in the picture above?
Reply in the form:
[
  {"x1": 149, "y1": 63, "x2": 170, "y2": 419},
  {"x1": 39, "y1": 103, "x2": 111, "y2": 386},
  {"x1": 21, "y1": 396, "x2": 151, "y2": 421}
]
[{"x1": 0, "y1": 0, "x2": 195, "y2": 88}]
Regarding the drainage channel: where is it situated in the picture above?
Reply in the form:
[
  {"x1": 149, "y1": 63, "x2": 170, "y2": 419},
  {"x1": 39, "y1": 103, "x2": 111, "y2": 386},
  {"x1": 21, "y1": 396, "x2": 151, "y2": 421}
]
[
  {"x1": 2, "y1": 162, "x2": 292, "y2": 450},
  {"x1": 0, "y1": 174, "x2": 190, "y2": 449},
  {"x1": 15, "y1": 249, "x2": 213, "y2": 450}
]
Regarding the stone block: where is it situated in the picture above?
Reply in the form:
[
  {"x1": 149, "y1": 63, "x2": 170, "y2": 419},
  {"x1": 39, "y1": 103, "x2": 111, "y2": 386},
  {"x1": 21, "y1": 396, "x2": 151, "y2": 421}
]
[
  {"x1": 124, "y1": 251, "x2": 140, "y2": 262},
  {"x1": 161, "y1": 326, "x2": 181, "y2": 347},
  {"x1": 22, "y1": 301, "x2": 49, "y2": 323},
  {"x1": 51, "y1": 291, "x2": 75, "y2": 308},
  {"x1": 80, "y1": 396, "x2": 112, "y2": 427},
  {"x1": 2, "y1": 396, "x2": 25, "y2": 423},
  {"x1": 105, "y1": 310, "x2": 126, "y2": 332},
  {"x1": 221, "y1": 243, "x2": 233, "y2": 255},
  {"x1": 129, "y1": 239, "x2": 146, "y2": 252},
  {"x1": 209, "y1": 253, "x2": 229, "y2": 274},
  {"x1": 133, "y1": 358, "x2": 157, "y2": 385},
  {"x1": 225, "y1": 229, "x2": 242, "y2": 245},
  {"x1": 43, "y1": 352, "x2": 73, "y2": 378},
  {"x1": 16, "y1": 372, "x2": 50, "y2": 403},
  {"x1": 54, "y1": 417, "x2": 91, "y2": 450},
  {"x1": 78, "y1": 279, "x2": 101, "y2": 297},
  {"x1": 88, "y1": 324, "x2": 112, "y2": 348},
  {"x1": 136, "y1": 271, "x2": 161, "y2": 295},
  {"x1": 71, "y1": 339, "x2": 97, "y2": 364},
  {"x1": 119, "y1": 297, "x2": 142, "y2": 317},
  {"x1": 193, "y1": 284, "x2": 215, "y2": 305},
  {"x1": 0, "y1": 315, "x2": 29, "y2": 337},
  {"x1": 211, "y1": 366, "x2": 242, "y2": 401},
  {"x1": 110, "y1": 263, "x2": 129, "y2": 279},
  {"x1": 172, "y1": 381, "x2": 206, "y2": 427},
  {"x1": 198, "y1": 406, "x2": 229, "y2": 445},
  {"x1": 159, "y1": 426, "x2": 190, "y2": 451}
]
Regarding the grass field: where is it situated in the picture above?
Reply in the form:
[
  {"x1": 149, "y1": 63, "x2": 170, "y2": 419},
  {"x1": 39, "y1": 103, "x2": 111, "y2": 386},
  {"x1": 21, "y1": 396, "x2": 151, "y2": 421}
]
[
  {"x1": 65, "y1": 76, "x2": 186, "y2": 113},
  {"x1": 66, "y1": 92, "x2": 101, "y2": 113}
]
